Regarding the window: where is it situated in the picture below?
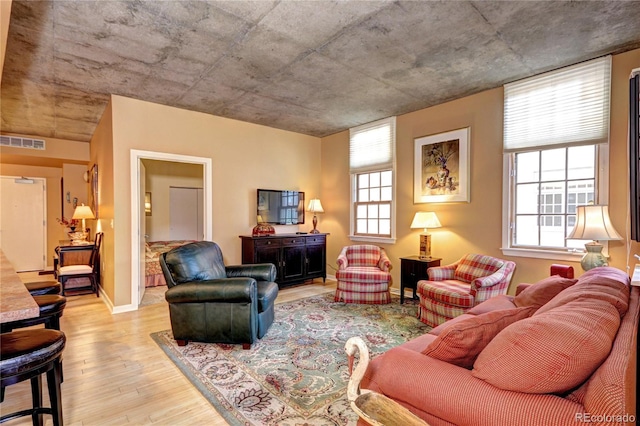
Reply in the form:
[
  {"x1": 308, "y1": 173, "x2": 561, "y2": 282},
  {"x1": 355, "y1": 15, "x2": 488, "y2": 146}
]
[
  {"x1": 349, "y1": 117, "x2": 396, "y2": 242},
  {"x1": 502, "y1": 56, "x2": 611, "y2": 259}
]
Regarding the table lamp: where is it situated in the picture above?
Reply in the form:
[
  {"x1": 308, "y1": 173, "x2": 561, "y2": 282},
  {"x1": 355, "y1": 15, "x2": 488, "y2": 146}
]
[
  {"x1": 307, "y1": 199, "x2": 324, "y2": 234},
  {"x1": 72, "y1": 204, "x2": 95, "y2": 240},
  {"x1": 567, "y1": 205, "x2": 622, "y2": 270},
  {"x1": 410, "y1": 212, "x2": 441, "y2": 259}
]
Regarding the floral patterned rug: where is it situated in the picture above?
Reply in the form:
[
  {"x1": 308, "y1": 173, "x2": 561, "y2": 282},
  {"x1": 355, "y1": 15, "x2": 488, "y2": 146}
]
[{"x1": 151, "y1": 293, "x2": 429, "y2": 425}]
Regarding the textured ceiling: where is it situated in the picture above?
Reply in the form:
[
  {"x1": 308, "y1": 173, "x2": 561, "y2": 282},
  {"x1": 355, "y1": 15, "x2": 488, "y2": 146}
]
[{"x1": 2, "y1": 0, "x2": 640, "y2": 142}]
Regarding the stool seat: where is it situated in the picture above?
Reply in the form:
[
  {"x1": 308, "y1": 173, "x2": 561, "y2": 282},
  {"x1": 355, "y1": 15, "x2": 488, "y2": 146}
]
[
  {"x1": 1, "y1": 330, "x2": 65, "y2": 379},
  {"x1": 25, "y1": 281, "x2": 61, "y2": 296},
  {"x1": 1, "y1": 295, "x2": 67, "y2": 333},
  {"x1": 1, "y1": 329, "x2": 66, "y2": 426},
  {"x1": 35, "y1": 295, "x2": 66, "y2": 317}
]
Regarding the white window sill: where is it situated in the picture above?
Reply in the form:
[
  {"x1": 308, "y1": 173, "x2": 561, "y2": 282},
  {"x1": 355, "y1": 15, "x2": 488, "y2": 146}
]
[
  {"x1": 350, "y1": 235, "x2": 396, "y2": 245},
  {"x1": 501, "y1": 247, "x2": 585, "y2": 262}
]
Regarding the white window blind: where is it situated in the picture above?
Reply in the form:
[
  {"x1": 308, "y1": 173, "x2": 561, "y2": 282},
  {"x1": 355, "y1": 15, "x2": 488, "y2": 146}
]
[
  {"x1": 504, "y1": 56, "x2": 611, "y2": 152},
  {"x1": 349, "y1": 117, "x2": 396, "y2": 173}
]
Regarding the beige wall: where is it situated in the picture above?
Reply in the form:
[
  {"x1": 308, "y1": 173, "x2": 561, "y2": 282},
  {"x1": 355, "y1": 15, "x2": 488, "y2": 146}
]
[
  {"x1": 62, "y1": 163, "x2": 90, "y2": 220},
  {"x1": 90, "y1": 99, "x2": 115, "y2": 301},
  {"x1": 320, "y1": 48, "x2": 640, "y2": 292},
  {"x1": 98, "y1": 95, "x2": 321, "y2": 307},
  {"x1": 142, "y1": 159, "x2": 204, "y2": 241}
]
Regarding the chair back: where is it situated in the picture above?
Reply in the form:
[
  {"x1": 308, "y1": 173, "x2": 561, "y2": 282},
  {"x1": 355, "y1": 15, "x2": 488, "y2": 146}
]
[
  {"x1": 160, "y1": 241, "x2": 227, "y2": 287},
  {"x1": 345, "y1": 245, "x2": 382, "y2": 268},
  {"x1": 453, "y1": 254, "x2": 504, "y2": 283},
  {"x1": 89, "y1": 232, "x2": 103, "y2": 272}
]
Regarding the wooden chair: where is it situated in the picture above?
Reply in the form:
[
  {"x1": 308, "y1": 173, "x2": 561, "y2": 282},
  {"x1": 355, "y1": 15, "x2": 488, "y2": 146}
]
[{"x1": 58, "y1": 232, "x2": 103, "y2": 297}]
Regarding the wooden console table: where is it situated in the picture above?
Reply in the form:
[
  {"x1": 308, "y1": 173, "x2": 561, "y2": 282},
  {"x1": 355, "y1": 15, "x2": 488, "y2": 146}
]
[{"x1": 240, "y1": 234, "x2": 327, "y2": 288}]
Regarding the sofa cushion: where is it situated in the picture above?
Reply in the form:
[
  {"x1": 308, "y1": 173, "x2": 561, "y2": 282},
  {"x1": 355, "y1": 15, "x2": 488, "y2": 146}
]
[
  {"x1": 536, "y1": 273, "x2": 629, "y2": 317},
  {"x1": 513, "y1": 276, "x2": 578, "y2": 308},
  {"x1": 422, "y1": 306, "x2": 534, "y2": 369},
  {"x1": 418, "y1": 280, "x2": 474, "y2": 307},
  {"x1": 466, "y1": 294, "x2": 516, "y2": 315},
  {"x1": 335, "y1": 266, "x2": 390, "y2": 283},
  {"x1": 472, "y1": 297, "x2": 621, "y2": 393},
  {"x1": 454, "y1": 254, "x2": 504, "y2": 283}
]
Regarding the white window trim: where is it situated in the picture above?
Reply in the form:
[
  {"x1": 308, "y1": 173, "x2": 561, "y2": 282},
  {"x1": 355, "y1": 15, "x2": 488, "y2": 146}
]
[
  {"x1": 349, "y1": 170, "x2": 397, "y2": 244},
  {"x1": 501, "y1": 143, "x2": 610, "y2": 260}
]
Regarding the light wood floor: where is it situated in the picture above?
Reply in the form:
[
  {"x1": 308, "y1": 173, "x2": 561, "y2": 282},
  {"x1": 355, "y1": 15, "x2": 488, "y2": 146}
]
[{"x1": 1, "y1": 274, "x2": 338, "y2": 425}]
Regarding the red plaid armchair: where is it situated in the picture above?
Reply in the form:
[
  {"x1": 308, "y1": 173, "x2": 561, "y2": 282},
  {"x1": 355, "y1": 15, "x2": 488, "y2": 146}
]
[
  {"x1": 335, "y1": 245, "x2": 392, "y2": 304},
  {"x1": 417, "y1": 253, "x2": 516, "y2": 327}
]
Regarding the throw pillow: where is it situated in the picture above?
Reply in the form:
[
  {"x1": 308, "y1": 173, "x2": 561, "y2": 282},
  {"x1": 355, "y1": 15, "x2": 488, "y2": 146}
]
[
  {"x1": 472, "y1": 297, "x2": 621, "y2": 394},
  {"x1": 454, "y1": 254, "x2": 503, "y2": 283},
  {"x1": 422, "y1": 306, "x2": 535, "y2": 369},
  {"x1": 513, "y1": 275, "x2": 577, "y2": 308}
]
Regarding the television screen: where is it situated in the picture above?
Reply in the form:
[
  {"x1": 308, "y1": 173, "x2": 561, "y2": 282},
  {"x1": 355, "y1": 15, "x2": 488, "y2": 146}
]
[{"x1": 257, "y1": 189, "x2": 305, "y2": 225}]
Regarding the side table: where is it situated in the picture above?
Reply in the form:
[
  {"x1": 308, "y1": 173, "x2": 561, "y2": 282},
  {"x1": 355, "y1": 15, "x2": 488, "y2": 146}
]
[{"x1": 399, "y1": 256, "x2": 442, "y2": 304}]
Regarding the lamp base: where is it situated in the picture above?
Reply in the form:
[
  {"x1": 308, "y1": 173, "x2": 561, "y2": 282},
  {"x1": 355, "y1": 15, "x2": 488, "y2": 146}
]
[
  {"x1": 310, "y1": 214, "x2": 320, "y2": 234},
  {"x1": 419, "y1": 233, "x2": 432, "y2": 259},
  {"x1": 580, "y1": 241, "x2": 608, "y2": 271}
]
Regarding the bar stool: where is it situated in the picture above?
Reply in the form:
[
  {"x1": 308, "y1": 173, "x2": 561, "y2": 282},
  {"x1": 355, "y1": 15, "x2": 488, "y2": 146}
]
[
  {"x1": 0, "y1": 295, "x2": 66, "y2": 333},
  {"x1": 0, "y1": 329, "x2": 66, "y2": 426},
  {"x1": 24, "y1": 281, "x2": 62, "y2": 296}
]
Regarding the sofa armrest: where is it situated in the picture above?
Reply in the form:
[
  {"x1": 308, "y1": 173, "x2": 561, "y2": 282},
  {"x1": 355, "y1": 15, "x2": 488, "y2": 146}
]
[
  {"x1": 165, "y1": 278, "x2": 256, "y2": 304},
  {"x1": 515, "y1": 283, "x2": 532, "y2": 296},
  {"x1": 365, "y1": 347, "x2": 584, "y2": 426},
  {"x1": 472, "y1": 261, "x2": 516, "y2": 289},
  {"x1": 378, "y1": 250, "x2": 392, "y2": 272},
  {"x1": 427, "y1": 264, "x2": 456, "y2": 280},
  {"x1": 337, "y1": 247, "x2": 349, "y2": 270},
  {"x1": 226, "y1": 263, "x2": 276, "y2": 282}
]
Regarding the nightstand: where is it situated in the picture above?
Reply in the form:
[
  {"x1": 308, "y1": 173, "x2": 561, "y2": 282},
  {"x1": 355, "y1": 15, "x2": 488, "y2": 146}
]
[{"x1": 399, "y1": 256, "x2": 442, "y2": 304}]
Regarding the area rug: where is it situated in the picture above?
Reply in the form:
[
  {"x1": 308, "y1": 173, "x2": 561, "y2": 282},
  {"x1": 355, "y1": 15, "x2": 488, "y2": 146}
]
[{"x1": 151, "y1": 293, "x2": 430, "y2": 425}]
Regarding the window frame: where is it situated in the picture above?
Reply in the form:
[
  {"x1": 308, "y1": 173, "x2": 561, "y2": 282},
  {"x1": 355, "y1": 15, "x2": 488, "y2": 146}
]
[
  {"x1": 351, "y1": 169, "x2": 394, "y2": 241},
  {"x1": 501, "y1": 143, "x2": 609, "y2": 261},
  {"x1": 349, "y1": 117, "x2": 397, "y2": 243}
]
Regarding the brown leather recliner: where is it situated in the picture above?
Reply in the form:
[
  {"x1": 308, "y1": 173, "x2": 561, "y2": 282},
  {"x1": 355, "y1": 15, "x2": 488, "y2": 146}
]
[{"x1": 159, "y1": 241, "x2": 278, "y2": 349}]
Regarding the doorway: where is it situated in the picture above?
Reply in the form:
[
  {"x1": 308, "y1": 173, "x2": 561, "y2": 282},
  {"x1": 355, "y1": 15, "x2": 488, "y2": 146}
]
[
  {"x1": 0, "y1": 176, "x2": 46, "y2": 271},
  {"x1": 130, "y1": 150, "x2": 213, "y2": 309}
]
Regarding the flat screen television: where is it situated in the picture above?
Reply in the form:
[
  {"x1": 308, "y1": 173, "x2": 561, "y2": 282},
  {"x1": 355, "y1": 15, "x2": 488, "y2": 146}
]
[{"x1": 257, "y1": 189, "x2": 305, "y2": 225}]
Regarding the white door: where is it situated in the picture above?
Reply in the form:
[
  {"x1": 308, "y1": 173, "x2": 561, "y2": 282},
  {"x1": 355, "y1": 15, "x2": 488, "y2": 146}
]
[
  {"x1": 169, "y1": 187, "x2": 203, "y2": 240},
  {"x1": 138, "y1": 163, "x2": 147, "y2": 304},
  {"x1": 0, "y1": 176, "x2": 46, "y2": 271}
]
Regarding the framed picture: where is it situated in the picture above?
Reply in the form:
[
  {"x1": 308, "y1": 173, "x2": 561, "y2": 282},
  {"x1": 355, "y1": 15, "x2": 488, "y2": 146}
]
[
  {"x1": 414, "y1": 127, "x2": 470, "y2": 203},
  {"x1": 89, "y1": 164, "x2": 99, "y2": 218}
]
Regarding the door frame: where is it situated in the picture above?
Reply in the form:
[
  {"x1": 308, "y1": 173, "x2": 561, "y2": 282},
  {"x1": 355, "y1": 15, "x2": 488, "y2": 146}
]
[{"x1": 130, "y1": 150, "x2": 213, "y2": 309}]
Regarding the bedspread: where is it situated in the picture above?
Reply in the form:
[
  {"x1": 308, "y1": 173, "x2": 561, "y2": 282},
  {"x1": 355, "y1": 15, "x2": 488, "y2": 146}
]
[{"x1": 145, "y1": 240, "x2": 195, "y2": 287}]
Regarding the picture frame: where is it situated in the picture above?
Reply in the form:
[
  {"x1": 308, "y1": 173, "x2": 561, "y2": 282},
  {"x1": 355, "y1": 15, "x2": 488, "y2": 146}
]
[
  {"x1": 89, "y1": 164, "x2": 99, "y2": 218},
  {"x1": 414, "y1": 127, "x2": 470, "y2": 203}
]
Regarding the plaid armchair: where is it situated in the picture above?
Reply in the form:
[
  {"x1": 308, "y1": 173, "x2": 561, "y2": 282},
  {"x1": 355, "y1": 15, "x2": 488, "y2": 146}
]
[
  {"x1": 335, "y1": 245, "x2": 392, "y2": 304},
  {"x1": 417, "y1": 253, "x2": 516, "y2": 327}
]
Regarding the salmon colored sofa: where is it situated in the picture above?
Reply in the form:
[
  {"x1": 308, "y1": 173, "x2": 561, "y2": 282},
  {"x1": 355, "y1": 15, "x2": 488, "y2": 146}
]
[{"x1": 359, "y1": 267, "x2": 638, "y2": 426}]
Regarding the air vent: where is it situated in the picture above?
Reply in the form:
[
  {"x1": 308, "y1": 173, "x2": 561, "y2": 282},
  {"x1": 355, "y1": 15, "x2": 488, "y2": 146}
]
[{"x1": 0, "y1": 135, "x2": 45, "y2": 150}]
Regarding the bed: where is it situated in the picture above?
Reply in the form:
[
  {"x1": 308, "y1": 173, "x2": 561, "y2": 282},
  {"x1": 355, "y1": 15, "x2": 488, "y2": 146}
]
[{"x1": 144, "y1": 240, "x2": 195, "y2": 287}]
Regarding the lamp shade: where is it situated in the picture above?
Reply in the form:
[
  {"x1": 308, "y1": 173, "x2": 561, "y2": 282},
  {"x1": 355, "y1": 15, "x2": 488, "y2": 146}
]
[
  {"x1": 307, "y1": 199, "x2": 324, "y2": 213},
  {"x1": 567, "y1": 205, "x2": 622, "y2": 241},
  {"x1": 72, "y1": 204, "x2": 95, "y2": 220},
  {"x1": 410, "y1": 212, "x2": 441, "y2": 230}
]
